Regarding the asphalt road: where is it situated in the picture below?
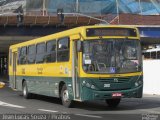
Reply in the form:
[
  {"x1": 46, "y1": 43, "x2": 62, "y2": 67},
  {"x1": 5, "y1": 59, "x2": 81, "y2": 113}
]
[{"x1": 0, "y1": 85, "x2": 160, "y2": 120}]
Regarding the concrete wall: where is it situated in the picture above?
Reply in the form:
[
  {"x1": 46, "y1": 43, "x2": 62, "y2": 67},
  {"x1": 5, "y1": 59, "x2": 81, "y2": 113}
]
[{"x1": 143, "y1": 60, "x2": 160, "y2": 95}]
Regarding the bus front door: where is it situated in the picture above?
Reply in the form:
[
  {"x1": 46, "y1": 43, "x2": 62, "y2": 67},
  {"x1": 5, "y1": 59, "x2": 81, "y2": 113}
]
[
  {"x1": 72, "y1": 41, "x2": 80, "y2": 100},
  {"x1": 12, "y1": 52, "x2": 17, "y2": 89}
]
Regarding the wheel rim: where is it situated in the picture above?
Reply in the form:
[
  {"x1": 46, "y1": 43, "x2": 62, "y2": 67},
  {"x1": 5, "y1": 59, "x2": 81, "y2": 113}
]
[
  {"x1": 63, "y1": 90, "x2": 69, "y2": 102},
  {"x1": 23, "y1": 85, "x2": 27, "y2": 96}
]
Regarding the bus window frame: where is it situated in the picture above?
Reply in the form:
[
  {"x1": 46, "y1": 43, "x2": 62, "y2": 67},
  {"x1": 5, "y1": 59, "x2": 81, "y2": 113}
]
[
  {"x1": 19, "y1": 46, "x2": 27, "y2": 65},
  {"x1": 57, "y1": 37, "x2": 70, "y2": 62},
  {"x1": 28, "y1": 44, "x2": 36, "y2": 64},
  {"x1": 36, "y1": 42, "x2": 46, "y2": 64},
  {"x1": 46, "y1": 40, "x2": 57, "y2": 63}
]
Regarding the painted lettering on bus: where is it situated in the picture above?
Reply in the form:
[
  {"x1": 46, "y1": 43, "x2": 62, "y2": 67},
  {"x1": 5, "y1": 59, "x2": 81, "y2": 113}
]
[
  {"x1": 37, "y1": 68, "x2": 43, "y2": 74},
  {"x1": 22, "y1": 68, "x2": 25, "y2": 74}
]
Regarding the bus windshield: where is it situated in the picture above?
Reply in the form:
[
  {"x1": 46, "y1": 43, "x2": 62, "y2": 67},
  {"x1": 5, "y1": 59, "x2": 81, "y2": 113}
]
[{"x1": 82, "y1": 39, "x2": 142, "y2": 74}]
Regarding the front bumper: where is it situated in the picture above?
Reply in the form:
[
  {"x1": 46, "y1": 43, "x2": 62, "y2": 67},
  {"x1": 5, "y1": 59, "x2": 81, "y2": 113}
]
[{"x1": 81, "y1": 85, "x2": 143, "y2": 101}]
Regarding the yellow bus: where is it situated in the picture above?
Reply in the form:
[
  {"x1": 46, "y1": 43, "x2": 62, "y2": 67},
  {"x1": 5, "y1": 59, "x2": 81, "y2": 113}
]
[{"x1": 9, "y1": 25, "x2": 143, "y2": 108}]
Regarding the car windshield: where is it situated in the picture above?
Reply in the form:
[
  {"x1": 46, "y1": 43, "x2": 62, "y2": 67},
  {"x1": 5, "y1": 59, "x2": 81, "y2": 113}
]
[{"x1": 82, "y1": 39, "x2": 142, "y2": 74}]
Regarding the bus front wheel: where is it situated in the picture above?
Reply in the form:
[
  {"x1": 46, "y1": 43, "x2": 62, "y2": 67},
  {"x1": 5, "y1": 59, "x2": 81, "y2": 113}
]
[
  {"x1": 22, "y1": 81, "x2": 31, "y2": 99},
  {"x1": 106, "y1": 98, "x2": 121, "y2": 108},
  {"x1": 61, "y1": 84, "x2": 73, "y2": 108}
]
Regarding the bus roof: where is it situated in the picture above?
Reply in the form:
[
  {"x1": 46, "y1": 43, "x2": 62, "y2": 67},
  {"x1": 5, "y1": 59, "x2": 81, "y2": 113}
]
[{"x1": 10, "y1": 25, "x2": 138, "y2": 49}]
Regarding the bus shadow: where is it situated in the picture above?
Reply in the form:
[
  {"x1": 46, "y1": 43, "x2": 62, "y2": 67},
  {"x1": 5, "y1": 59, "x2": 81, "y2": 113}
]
[
  {"x1": 30, "y1": 94, "x2": 62, "y2": 105},
  {"x1": 73, "y1": 98, "x2": 160, "y2": 111},
  {"x1": 30, "y1": 94, "x2": 160, "y2": 111}
]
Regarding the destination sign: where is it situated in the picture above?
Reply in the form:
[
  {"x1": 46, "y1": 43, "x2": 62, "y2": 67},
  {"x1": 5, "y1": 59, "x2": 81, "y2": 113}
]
[{"x1": 86, "y1": 28, "x2": 137, "y2": 37}]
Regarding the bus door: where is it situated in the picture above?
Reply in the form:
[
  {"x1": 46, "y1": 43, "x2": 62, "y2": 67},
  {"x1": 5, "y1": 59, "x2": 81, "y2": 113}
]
[
  {"x1": 72, "y1": 40, "x2": 80, "y2": 100},
  {"x1": 12, "y1": 52, "x2": 17, "y2": 89}
]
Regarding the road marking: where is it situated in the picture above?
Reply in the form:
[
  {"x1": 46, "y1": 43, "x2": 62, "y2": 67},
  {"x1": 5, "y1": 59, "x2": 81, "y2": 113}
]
[
  {"x1": 75, "y1": 114, "x2": 102, "y2": 118},
  {"x1": 140, "y1": 109, "x2": 160, "y2": 114},
  {"x1": 38, "y1": 109, "x2": 58, "y2": 113},
  {"x1": 0, "y1": 101, "x2": 25, "y2": 108}
]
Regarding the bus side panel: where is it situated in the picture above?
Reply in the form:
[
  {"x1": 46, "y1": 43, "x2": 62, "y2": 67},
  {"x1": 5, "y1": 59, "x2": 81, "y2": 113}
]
[
  {"x1": 25, "y1": 76, "x2": 72, "y2": 98},
  {"x1": 9, "y1": 75, "x2": 14, "y2": 89},
  {"x1": 11, "y1": 75, "x2": 74, "y2": 99},
  {"x1": 9, "y1": 75, "x2": 23, "y2": 91},
  {"x1": 14, "y1": 62, "x2": 74, "y2": 99}
]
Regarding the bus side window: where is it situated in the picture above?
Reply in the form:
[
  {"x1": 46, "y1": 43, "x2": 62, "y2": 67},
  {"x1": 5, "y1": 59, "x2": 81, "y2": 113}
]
[
  {"x1": 157, "y1": 51, "x2": 160, "y2": 59},
  {"x1": 20, "y1": 46, "x2": 27, "y2": 64},
  {"x1": 57, "y1": 37, "x2": 70, "y2": 62},
  {"x1": 151, "y1": 51, "x2": 156, "y2": 59},
  {"x1": 28, "y1": 45, "x2": 36, "y2": 64},
  {"x1": 46, "y1": 40, "x2": 56, "y2": 63},
  {"x1": 36, "y1": 43, "x2": 46, "y2": 63},
  {"x1": 144, "y1": 52, "x2": 150, "y2": 59}
]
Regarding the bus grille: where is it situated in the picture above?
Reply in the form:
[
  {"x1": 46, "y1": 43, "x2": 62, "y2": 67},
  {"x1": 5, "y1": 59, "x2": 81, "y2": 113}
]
[{"x1": 99, "y1": 77, "x2": 130, "y2": 83}]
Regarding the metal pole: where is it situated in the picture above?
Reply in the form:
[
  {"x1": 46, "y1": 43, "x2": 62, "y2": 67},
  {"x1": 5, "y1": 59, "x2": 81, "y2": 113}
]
[
  {"x1": 139, "y1": 0, "x2": 142, "y2": 15},
  {"x1": 76, "y1": 0, "x2": 79, "y2": 12},
  {"x1": 116, "y1": 0, "x2": 120, "y2": 24},
  {"x1": 43, "y1": 0, "x2": 46, "y2": 16},
  {"x1": 58, "y1": 12, "x2": 109, "y2": 24}
]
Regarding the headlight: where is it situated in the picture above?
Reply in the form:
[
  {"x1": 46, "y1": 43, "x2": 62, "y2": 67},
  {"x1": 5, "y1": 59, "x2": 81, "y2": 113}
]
[
  {"x1": 135, "y1": 82, "x2": 139, "y2": 87},
  {"x1": 86, "y1": 83, "x2": 91, "y2": 88},
  {"x1": 91, "y1": 85, "x2": 96, "y2": 89},
  {"x1": 82, "y1": 81, "x2": 96, "y2": 89},
  {"x1": 135, "y1": 75, "x2": 143, "y2": 87}
]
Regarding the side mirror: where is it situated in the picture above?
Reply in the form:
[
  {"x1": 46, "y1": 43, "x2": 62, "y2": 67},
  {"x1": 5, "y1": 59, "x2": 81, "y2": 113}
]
[{"x1": 77, "y1": 40, "x2": 82, "y2": 52}]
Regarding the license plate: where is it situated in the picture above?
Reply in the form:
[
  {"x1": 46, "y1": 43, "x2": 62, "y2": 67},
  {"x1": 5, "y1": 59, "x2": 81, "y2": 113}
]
[{"x1": 112, "y1": 93, "x2": 122, "y2": 97}]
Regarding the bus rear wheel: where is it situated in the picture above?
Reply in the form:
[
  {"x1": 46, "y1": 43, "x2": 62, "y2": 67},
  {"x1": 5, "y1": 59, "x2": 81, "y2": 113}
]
[
  {"x1": 61, "y1": 84, "x2": 73, "y2": 108},
  {"x1": 106, "y1": 98, "x2": 121, "y2": 108},
  {"x1": 22, "y1": 81, "x2": 31, "y2": 99}
]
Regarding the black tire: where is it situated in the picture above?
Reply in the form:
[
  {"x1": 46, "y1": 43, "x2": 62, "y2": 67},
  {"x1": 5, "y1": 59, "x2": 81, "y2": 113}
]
[
  {"x1": 106, "y1": 99, "x2": 121, "y2": 108},
  {"x1": 22, "y1": 81, "x2": 31, "y2": 99},
  {"x1": 61, "y1": 84, "x2": 73, "y2": 108}
]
